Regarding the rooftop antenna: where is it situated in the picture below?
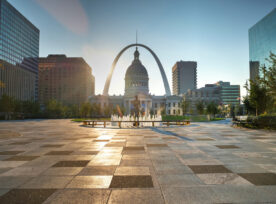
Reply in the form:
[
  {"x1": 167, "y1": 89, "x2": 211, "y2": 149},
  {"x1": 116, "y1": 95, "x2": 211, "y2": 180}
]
[{"x1": 136, "y1": 30, "x2": 138, "y2": 50}]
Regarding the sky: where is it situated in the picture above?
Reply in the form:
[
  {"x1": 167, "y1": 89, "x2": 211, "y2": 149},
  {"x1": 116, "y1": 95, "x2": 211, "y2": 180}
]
[{"x1": 8, "y1": 0, "x2": 276, "y2": 97}]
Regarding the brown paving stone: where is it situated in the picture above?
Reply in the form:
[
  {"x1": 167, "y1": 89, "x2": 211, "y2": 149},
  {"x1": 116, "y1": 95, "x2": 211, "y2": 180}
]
[
  {"x1": 72, "y1": 151, "x2": 99, "y2": 155},
  {"x1": 52, "y1": 160, "x2": 90, "y2": 167},
  {"x1": 215, "y1": 145, "x2": 240, "y2": 149},
  {"x1": 45, "y1": 151, "x2": 73, "y2": 155},
  {"x1": 41, "y1": 144, "x2": 64, "y2": 148},
  {"x1": 79, "y1": 166, "x2": 117, "y2": 175},
  {"x1": 123, "y1": 146, "x2": 145, "y2": 151},
  {"x1": 105, "y1": 142, "x2": 125, "y2": 147},
  {"x1": 9, "y1": 142, "x2": 31, "y2": 145},
  {"x1": 4, "y1": 156, "x2": 39, "y2": 161},
  {"x1": 93, "y1": 140, "x2": 109, "y2": 142},
  {"x1": 162, "y1": 137, "x2": 178, "y2": 140},
  {"x1": 109, "y1": 175, "x2": 154, "y2": 188},
  {"x1": 238, "y1": 173, "x2": 276, "y2": 186},
  {"x1": 45, "y1": 189, "x2": 111, "y2": 204},
  {"x1": 147, "y1": 144, "x2": 168, "y2": 147},
  {"x1": 188, "y1": 165, "x2": 232, "y2": 174},
  {"x1": 0, "y1": 151, "x2": 24, "y2": 155},
  {"x1": 196, "y1": 138, "x2": 215, "y2": 141},
  {"x1": 0, "y1": 189, "x2": 56, "y2": 204}
]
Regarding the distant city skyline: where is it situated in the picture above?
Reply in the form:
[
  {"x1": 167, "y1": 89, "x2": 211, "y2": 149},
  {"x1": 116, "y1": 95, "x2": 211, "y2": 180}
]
[{"x1": 8, "y1": 0, "x2": 276, "y2": 97}]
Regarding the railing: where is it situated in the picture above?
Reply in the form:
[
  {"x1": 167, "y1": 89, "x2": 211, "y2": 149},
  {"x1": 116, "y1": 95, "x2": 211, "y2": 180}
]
[{"x1": 83, "y1": 120, "x2": 190, "y2": 128}]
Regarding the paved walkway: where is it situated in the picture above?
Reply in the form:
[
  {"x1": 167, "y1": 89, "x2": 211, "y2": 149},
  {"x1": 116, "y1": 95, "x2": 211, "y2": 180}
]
[{"x1": 0, "y1": 119, "x2": 275, "y2": 203}]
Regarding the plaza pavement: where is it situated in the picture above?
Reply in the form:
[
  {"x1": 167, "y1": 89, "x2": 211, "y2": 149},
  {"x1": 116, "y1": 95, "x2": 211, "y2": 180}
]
[{"x1": 0, "y1": 119, "x2": 275, "y2": 203}]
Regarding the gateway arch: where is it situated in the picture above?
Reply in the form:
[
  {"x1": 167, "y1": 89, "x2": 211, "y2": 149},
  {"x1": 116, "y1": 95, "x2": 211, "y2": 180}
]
[{"x1": 103, "y1": 43, "x2": 171, "y2": 96}]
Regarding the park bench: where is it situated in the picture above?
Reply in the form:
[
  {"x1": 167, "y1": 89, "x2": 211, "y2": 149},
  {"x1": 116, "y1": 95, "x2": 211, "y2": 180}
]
[{"x1": 83, "y1": 120, "x2": 190, "y2": 128}]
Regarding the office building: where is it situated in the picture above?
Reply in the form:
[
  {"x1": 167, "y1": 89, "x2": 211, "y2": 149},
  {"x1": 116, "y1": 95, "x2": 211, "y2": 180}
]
[
  {"x1": 0, "y1": 0, "x2": 39, "y2": 101},
  {"x1": 185, "y1": 81, "x2": 240, "y2": 113},
  {"x1": 249, "y1": 8, "x2": 276, "y2": 77},
  {"x1": 38, "y1": 55, "x2": 95, "y2": 105},
  {"x1": 216, "y1": 81, "x2": 240, "y2": 105},
  {"x1": 249, "y1": 61, "x2": 260, "y2": 81},
  {"x1": 172, "y1": 61, "x2": 197, "y2": 95}
]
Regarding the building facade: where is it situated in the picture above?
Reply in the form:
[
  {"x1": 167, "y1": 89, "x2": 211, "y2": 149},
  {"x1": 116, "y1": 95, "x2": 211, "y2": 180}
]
[
  {"x1": 185, "y1": 81, "x2": 240, "y2": 113},
  {"x1": 39, "y1": 55, "x2": 95, "y2": 105},
  {"x1": 90, "y1": 49, "x2": 183, "y2": 116},
  {"x1": 0, "y1": 0, "x2": 39, "y2": 101},
  {"x1": 249, "y1": 8, "x2": 276, "y2": 73},
  {"x1": 249, "y1": 61, "x2": 260, "y2": 81},
  {"x1": 172, "y1": 61, "x2": 197, "y2": 95}
]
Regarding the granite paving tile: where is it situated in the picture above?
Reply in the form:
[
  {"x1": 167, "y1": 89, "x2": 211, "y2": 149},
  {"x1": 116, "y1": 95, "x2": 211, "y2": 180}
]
[
  {"x1": 0, "y1": 189, "x2": 57, "y2": 204},
  {"x1": 109, "y1": 175, "x2": 154, "y2": 188}
]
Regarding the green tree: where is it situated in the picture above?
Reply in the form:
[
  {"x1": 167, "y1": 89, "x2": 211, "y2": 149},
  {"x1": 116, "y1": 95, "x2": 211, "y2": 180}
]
[
  {"x1": 0, "y1": 94, "x2": 15, "y2": 120},
  {"x1": 181, "y1": 98, "x2": 190, "y2": 115},
  {"x1": 45, "y1": 99, "x2": 64, "y2": 118},
  {"x1": 196, "y1": 101, "x2": 205, "y2": 115},
  {"x1": 80, "y1": 102, "x2": 91, "y2": 118},
  {"x1": 206, "y1": 102, "x2": 219, "y2": 118}
]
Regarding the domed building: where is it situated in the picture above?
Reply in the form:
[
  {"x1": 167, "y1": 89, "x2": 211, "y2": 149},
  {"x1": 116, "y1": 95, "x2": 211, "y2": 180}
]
[
  {"x1": 125, "y1": 48, "x2": 149, "y2": 96},
  {"x1": 90, "y1": 47, "x2": 183, "y2": 116}
]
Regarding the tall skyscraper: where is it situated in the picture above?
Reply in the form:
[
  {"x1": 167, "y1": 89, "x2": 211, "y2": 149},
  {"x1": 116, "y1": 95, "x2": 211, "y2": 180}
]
[
  {"x1": 0, "y1": 0, "x2": 39, "y2": 101},
  {"x1": 172, "y1": 61, "x2": 197, "y2": 95},
  {"x1": 249, "y1": 8, "x2": 276, "y2": 78},
  {"x1": 38, "y1": 55, "x2": 95, "y2": 105},
  {"x1": 249, "y1": 61, "x2": 260, "y2": 81}
]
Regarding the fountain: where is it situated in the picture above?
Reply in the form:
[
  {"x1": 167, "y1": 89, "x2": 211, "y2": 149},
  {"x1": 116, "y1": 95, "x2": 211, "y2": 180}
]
[{"x1": 111, "y1": 114, "x2": 162, "y2": 127}]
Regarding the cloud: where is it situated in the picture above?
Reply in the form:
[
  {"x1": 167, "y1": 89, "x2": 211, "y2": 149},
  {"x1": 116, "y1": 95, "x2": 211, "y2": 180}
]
[{"x1": 34, "y1": 0, "x2": 89, "y2": 35}]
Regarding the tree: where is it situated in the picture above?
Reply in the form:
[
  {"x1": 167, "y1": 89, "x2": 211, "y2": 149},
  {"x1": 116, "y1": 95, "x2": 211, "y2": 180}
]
[
  {"x1": 0, "y1": 94, "x2": 15, "y2": 120},
  {"x1": 80, "y1": 102, "x2": 91, "y2": 118},
  {"x1": 196, "y1": 101, "x2": 205, "y2": 115},
  {"x1": 45, "y1": 99, "x2": 64, "y2": 118},
  {"x1": 245, "y1": 53, "x2": 276, "y2": 115},
  {"x1": 206, "y1": 102, "x2": 219, "y2": 118},
  {"x1": 181, "y1": 98, "x2": 190, "y2": 115}
]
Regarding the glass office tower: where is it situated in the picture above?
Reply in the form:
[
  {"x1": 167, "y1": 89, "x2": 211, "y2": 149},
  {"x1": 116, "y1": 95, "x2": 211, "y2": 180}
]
[
  {"x1": 0, "y1": 0, "x2": 39, "y2": 101},
  {"x1": 249, "y1": 8, "x2": 276, "y2": 80}
]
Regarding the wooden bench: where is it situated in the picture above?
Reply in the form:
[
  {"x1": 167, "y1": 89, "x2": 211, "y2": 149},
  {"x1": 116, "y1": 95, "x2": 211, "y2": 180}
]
[{"x1": 83, "y1": 120, "x2": 190, "y2": 128}]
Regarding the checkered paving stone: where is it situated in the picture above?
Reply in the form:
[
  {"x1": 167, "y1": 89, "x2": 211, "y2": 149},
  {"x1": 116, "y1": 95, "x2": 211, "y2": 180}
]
[
  {"x1": 41, "y1": 144, "x2": 64, "y2": 148},
  {"x1": 79, "y1": 166, "x2": 117, "y2": 175},
  {"x1": 238, "y1": 173, "x2": 276, "y2": 186},
  {"x1": 188, "y1": 165, "x2": 232, "y2": 174},
  {"x1": 215, "y1": 145, "x2": 240, "y2": 149},
  {"x1": 4, "y1": 156, "x2": 39, "y2": 161},
  {"x1": 109, "y1": 176, "x2": 154, "y2": 188},
  {"x1": 0, "y1": 151, "x2": 24, "y2": 155},
  {"x1": 1, "y1": 120, "x2": 276, "y2": 203},
  {"x1": 45, "y1": 151, "x2": 73, "y2": 155},
  {"x1": 0, "y1": 189, "x2": 56, "y2": 204},
  {"x1": 52, "y1": 160, "x2": 90, "y2": 167}
]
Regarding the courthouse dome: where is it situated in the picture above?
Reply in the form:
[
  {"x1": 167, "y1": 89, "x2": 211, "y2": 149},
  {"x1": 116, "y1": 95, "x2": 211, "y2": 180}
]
[
  {"x1": 125, "y1": 48, "x2": 149, "y2": 96},
  {"x1": 125, "y1": 49, "x2": 148, "y2": 79}
]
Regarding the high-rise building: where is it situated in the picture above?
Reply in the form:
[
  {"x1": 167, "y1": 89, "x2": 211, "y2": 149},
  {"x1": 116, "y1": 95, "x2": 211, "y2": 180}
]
[
  {"x1": 249, "y1": 8, "x2": 276, "y2": 77},
  {"x1": 0, "y1": 0, "x2": 39, "y2": 101},
  {"x1": 249, "y1": 61, "x2": 260, "y2": 81},
  {"x1": 172, "y1": 61, "x2": 197, "y2": 95},
  {"x1": 38, "y1": 55, "x2": 95, "y2": 105}
]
